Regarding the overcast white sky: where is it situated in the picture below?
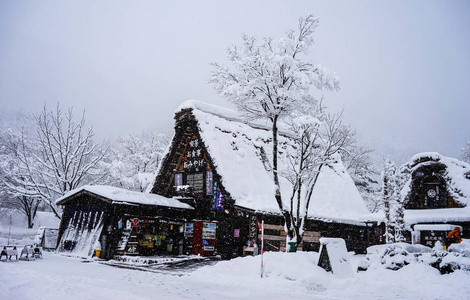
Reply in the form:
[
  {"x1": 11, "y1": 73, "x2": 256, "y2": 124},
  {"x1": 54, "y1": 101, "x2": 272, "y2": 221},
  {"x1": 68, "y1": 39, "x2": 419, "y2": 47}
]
[{"x1": 1, "y1": 0, "x2": 469, "y2": 165}]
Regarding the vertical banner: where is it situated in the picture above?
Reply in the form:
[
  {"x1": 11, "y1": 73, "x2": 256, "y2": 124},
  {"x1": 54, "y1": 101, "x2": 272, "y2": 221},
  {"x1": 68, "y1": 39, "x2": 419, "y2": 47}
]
[
  {"x1": 216, "y1": 186, "x2": 224, "y2": 210},
  {"x1": 211, "y1": 181, "x2": 224, "y2": 210},
  {"x1": 206, "y1": 171, "x2": 213, "y2": 195},
  {"x1": 211, "y1": 182, "x2": 217, "y2": 210},
  {"x1": 174, "y1": 173, "x2": 183, "y2": 187}
]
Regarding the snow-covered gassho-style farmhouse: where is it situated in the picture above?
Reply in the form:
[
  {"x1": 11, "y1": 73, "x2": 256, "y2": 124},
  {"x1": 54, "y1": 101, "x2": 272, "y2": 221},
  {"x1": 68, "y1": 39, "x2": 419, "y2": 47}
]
[
  {"x1": 55, "y1": 100, "x2": 371, "y2": 259},
  {"x1": 364, "y1": 152, "x2": 470, "y2": 247},
  {"x1": 401, "y1": 153, "x2": 470, "y2": 247}
]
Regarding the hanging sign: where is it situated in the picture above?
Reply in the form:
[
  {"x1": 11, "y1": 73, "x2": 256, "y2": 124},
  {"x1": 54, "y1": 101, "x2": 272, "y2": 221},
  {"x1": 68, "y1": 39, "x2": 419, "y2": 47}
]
[
  {"x1": 184, "y1": 137, "x2": 206, "y2": 172},
  {"x1": 133, "y1": 219, "x2": 139, "y2": 228},
  {"x1": 174, "y1": 173, "x2": 183, "y2": 187}
]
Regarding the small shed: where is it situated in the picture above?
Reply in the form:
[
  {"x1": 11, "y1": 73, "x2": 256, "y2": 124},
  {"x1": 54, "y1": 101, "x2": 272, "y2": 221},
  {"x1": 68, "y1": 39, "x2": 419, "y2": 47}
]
[
  {"x1": 34, "y1": 227, "x2": 59, "y2": 249},
  {"x1": 55, "y1": 185, "x2": 193, "y2": 258}
]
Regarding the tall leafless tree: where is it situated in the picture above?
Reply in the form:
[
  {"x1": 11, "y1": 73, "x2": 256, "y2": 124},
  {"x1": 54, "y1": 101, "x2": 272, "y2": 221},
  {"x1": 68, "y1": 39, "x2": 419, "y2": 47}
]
[
  {"x1": 1, "y1": 127, "x2": 41, "y2": 228},
  {"x1": 211, "y1": 15, "x2": 339, "y2": 244},
  {"x1": 284, "y1": 108, "x2": 355, "y2": 247},
  {"x1": 2, "y1": 104, "x2": 107, "y2": 219}
]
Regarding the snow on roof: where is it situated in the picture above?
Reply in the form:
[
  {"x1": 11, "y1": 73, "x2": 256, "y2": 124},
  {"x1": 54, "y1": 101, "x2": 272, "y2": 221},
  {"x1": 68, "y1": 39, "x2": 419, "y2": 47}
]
[
  {"x1": 361, "y1": 207, "x2": 470, "y2": 225},
  {"x1": 409, "y1": 152, "x2": 470, "y2": 206},
  {"x1": 404, "y1": 207, "x2": 470, "y2": 224},
  {"x1": 413, "y1": 224, "x2": 462, "y2": 232},
  {"x1": 56, "y1": 185, "x2": 194, "y2": 210},
  {"x1": 171, "y1": 100, "x2": 369, "y2": 222}
]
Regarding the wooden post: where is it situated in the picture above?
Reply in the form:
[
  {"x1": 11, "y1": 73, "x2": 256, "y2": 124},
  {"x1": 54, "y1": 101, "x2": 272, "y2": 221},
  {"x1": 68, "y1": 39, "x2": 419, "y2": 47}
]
[
  {"x1": 7, "y1": 215, "x2": 12, "y2": 246},
  {"x1": 261, "y1": 220, "x2": 264, "y2": 278}
]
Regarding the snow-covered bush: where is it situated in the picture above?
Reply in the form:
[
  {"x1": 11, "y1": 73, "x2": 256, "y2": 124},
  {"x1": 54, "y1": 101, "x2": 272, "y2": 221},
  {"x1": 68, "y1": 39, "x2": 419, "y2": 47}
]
[{"x1": 359, "y1": 241, "x2": 470, "y2": 274}]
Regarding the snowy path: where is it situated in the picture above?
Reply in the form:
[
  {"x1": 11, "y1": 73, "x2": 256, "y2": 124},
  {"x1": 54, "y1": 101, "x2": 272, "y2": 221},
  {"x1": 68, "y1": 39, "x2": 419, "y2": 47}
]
[{"x1": 1, "y1": 252, "x2": 469, "y2": 300}]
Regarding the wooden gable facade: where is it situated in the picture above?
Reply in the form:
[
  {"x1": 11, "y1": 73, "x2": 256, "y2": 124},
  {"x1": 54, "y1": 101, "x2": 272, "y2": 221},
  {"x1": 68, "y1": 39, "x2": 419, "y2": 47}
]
[
  {"x1": 149, "y1": 107, "x2": 254, "y2": 258},
  {"x1": 150, "y1": 107, "x2": 235, "y2": 216}
]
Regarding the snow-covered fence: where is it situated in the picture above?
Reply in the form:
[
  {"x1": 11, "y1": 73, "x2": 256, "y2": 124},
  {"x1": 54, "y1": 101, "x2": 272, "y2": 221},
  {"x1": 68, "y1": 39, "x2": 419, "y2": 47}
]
[{"x1": 262, "y1": 223, "x2": 320, "y2": 252}]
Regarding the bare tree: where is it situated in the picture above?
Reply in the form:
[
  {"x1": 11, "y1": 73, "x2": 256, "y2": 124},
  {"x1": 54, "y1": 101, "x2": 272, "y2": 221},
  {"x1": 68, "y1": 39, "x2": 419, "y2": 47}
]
[
  {"x1": 2, "y1": 104, "x2": 107, "y2": 218},
  {"x1": 341, "y1": 141, "x2": 381, "y2": 213},
  {"x1": 284, "y1": 108, "x2": 355, "y2": 247},
  {"x1": 103, "y1": 131, "x2": 171, "y2": 192},
  {"x1": 211, "y1": 15, "x2": 339, "y2": 243},
  {"x1": 462, "y1": 141, "x2": 470, "y2": 164},
  {"x1": 0, "y1": 127, "x2": 41, "y2": 228}
]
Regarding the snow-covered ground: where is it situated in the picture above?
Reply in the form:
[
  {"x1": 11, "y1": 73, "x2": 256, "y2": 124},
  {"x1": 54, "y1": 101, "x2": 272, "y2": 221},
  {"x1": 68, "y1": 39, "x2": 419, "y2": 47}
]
[
  {"x1": 1, "y1": 210, "x2": 470, "y2": 300},
  {"x1": 1, "y1": 250, "x2": 469, "y2": 300},
  {"x1": 0, "y1": 209, "x2": 60, "y2": 246}
]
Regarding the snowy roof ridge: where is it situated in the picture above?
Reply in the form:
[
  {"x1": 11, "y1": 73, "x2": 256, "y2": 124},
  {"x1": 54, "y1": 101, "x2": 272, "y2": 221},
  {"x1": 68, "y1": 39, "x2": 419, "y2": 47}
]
[
  {"x1": 161, "y1": 100, "x2": 369, "y2": 222},
  {"x1": 176, "y1": 100, "x2": 293, "y2": 137},
  {"x1": 56, "y1": 185, "x2": 194, "y2": 210},
  {"x1": 410, "y1": 152, "x2": 470, "y2": 170}
]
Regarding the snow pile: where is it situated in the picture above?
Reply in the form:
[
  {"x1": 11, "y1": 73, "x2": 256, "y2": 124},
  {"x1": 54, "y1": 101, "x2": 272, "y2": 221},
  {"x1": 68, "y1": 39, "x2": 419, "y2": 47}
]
[
  {"x1": 173, "y1": 100, "x2": 368, "y2": 222},
  {"x1": 191, "y1": 251, "x2": 331, "y2": 294},
  {"x1": 359, "y1": 241, "x2": 470, "y2": 274},
  {"x1": 318, "y1": 237, "x2": 354, "y2": 278}
]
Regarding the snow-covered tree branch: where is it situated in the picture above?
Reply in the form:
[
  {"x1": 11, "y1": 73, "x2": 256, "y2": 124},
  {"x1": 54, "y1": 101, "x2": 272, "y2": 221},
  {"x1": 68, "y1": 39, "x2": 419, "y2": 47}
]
[
  {"x1": 102, "y1": 131, "x2": 171, "y2": 192},
  {"x1": 283, "y1": 106, "x2": 356, "y2": 247},
  {"x1": 341, "y1": 139, "x2": 381, "y2": 213},
  {"x1": 0, "y1": 125, "x2": 41, "y2": 228},
  {"x1": 1, "y1": 104, "x2": 107, "y2": 219},
  {"x1": 381, "y1": 158, "x2": 410, "y2": 243},
  {"x1": 210, "y1": 14, "x2": 340, "y2": 245},
  {"x1": 461, "y1": 141, "x2": 470, "y2": 164}
]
